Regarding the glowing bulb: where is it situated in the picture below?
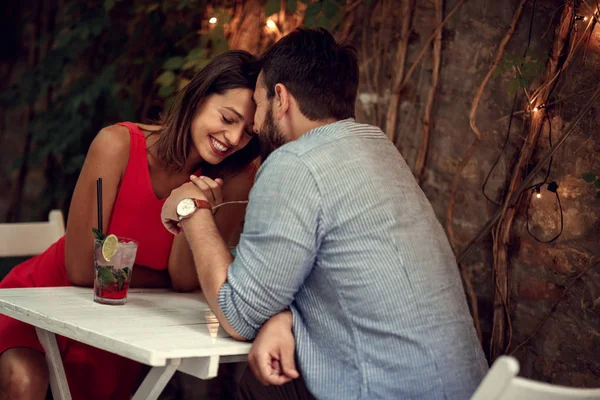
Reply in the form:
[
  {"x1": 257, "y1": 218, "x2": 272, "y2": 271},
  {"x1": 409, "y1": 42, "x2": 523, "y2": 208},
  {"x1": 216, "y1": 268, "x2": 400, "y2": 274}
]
[
  {"x1": 266, "y1": 19, "x2": 277, "y2": 30},
  {"x1": 209, "y1": 17, "x2": 217, "y2": 24},
  {"x1": 584, "y1": 16, "x2": 589, "y2": 21},
  {"x1": 532, "y1": 104, "x2": 545, "y2": 113},
  {"x1": 536, "y1": 193, "x2": 542, "y2": 199}
]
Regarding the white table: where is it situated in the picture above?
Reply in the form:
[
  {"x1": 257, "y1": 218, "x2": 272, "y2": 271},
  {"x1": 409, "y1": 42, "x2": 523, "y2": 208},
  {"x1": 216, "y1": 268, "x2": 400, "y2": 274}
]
[{"x1": 0, "y1": 287, "x2": 251, "y2": 400}]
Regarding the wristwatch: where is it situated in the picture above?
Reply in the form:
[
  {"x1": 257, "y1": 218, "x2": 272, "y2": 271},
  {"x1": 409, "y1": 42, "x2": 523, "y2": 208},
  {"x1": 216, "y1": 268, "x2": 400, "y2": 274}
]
[{"x1": 176, "y1": 198, "x2": 212, "y2": 221}]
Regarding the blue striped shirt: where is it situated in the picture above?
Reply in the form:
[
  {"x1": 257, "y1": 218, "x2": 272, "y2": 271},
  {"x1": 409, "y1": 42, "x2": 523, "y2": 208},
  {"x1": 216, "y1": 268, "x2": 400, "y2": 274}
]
[{"x1": 218, "y1": 119, "x2": 488, "y2": 399}]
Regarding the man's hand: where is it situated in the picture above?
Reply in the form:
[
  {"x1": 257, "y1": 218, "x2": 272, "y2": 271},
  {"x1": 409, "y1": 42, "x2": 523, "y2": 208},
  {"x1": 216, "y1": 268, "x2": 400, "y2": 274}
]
[
  {"x1": 161, "y1": 176, "x2": 223, "y2": 235},
  {"x1": 248, "y1": 310, "x2": 300, "y2": 385}
]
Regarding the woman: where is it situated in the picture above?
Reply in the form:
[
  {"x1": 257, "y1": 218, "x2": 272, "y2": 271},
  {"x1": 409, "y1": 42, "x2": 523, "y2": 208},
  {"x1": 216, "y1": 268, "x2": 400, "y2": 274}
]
[{"x1": 0, "y1": 50, "x2": 260, "y2": 399}]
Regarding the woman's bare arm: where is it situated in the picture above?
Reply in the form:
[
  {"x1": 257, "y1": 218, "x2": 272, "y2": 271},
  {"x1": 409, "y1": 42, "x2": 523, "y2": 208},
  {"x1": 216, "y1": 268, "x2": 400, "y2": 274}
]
[
  {"x1": 66, "y1": 124, "x2": 176, "y2": 289},
  {"x1": 65, "y1": 125, "x2": 129, "y2": 286}
]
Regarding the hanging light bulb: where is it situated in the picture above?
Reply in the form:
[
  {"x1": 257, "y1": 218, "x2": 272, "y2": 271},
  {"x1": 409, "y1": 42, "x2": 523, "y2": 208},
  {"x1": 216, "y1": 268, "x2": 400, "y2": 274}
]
[
  {"x1": 266, "y1": 19, "x2": 277, "y2": 31},
  {"x1": 534, "y1": 186, "x2": 542, "y2": 199},
  {"x1": 209, "y1": 17, "x2": 218, "y2": 24}
]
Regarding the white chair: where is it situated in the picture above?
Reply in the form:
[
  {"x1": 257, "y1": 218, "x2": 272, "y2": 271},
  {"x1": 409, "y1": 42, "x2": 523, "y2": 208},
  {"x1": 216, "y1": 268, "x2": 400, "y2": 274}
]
[
  {"x1": 471, "y1": 356, "x2": 600, "y2": 400},
  {"x1": 0, "y1": 210, "x2": 65, "y2": 257}
]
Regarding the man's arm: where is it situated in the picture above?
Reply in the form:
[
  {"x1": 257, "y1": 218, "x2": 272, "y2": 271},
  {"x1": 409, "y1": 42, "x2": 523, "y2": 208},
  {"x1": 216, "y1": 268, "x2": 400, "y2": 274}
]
[
  {"x1": 162, "y1": 150, "x2": 321, "y2": 341},
  {"x1": 214, "y1": 151, "x2": 322, "y2": 340},
  {"x1": 180, "y1": 206, "x2": 245, "y2": 340}
]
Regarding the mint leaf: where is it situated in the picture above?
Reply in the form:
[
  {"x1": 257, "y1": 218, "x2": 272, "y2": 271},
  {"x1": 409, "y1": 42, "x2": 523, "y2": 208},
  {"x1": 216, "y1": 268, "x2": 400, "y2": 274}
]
[
  {"x1": 122, "y1": 267, "x2": 131, "y2": 280},
  {"x1": 92, "y1": 227, "x2": 107, "y2": 241},
  {"x1": 96, "y1": 265, "x2": 116, "y2": 287},
  {"x1": 117, "y1": 275, "x2": 124, "y2": 291}
]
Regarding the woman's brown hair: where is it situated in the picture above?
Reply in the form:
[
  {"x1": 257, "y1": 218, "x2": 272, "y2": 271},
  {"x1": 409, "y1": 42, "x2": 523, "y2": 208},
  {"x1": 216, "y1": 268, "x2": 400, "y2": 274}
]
[{"x1": 153, "y1": 50, "x2": 260, "y2": 178}]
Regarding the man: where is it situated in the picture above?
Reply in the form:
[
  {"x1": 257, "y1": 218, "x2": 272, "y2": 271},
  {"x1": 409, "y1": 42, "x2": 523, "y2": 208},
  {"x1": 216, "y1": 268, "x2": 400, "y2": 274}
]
[{"x1": 161, "y1": 28, "x2": 488, "y2": 399}]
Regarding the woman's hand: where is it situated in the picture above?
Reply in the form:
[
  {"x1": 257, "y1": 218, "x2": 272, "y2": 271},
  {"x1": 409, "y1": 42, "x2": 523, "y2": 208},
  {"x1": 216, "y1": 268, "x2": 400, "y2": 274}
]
[
  {"x1": 161, "y1": 176, "x2": 224, "y2": 235},
  {"x1": 189, "y1": 175, "x2": 224, "y2": 207}
]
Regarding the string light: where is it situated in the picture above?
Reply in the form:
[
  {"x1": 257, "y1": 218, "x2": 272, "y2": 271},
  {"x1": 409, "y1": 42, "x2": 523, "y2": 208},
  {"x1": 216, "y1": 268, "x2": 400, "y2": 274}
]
[
  {"x1": 575, "y1": 14, "x2": 587, "y2": 21},
  {"x1": 532, "y1": 104, "x2": 545, "y2": 112},
  {"x1": 209, "y1": 17, "x2": 217, "y2": 24},
  {"x1": 266, "y1": 19, "x2": 277, "y2": 31},
  {"x1": 526, "y1": 181, "x2": 563, "y2": 243},
  {"x1": 524, "y1": 113, "x2": 563, "y2": 244}
]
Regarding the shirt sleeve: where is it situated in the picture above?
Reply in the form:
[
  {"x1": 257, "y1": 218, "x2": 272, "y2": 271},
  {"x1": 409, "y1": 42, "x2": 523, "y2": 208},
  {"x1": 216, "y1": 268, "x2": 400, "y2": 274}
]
[{"x1": 217, "y1": 149, "x2": 322, "y2": 340}]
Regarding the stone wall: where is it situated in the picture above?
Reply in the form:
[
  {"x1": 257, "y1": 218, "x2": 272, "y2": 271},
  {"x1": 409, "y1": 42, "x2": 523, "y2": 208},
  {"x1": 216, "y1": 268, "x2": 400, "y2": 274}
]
[{"x1": 353, "y1": 0, "x2": 600, "y2": 386}]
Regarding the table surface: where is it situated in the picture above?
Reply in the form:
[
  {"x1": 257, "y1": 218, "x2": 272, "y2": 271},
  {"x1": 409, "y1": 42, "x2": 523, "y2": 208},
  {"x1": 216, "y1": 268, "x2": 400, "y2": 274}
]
[{"x1": 0, "y1": 287, "x2": 251, "y2": 366}]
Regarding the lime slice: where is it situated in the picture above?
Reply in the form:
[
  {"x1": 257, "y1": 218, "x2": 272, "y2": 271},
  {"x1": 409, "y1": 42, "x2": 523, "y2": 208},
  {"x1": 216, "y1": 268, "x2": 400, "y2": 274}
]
[{"x1": 102, "y1": 234, "x2": 119, "y2": 262}]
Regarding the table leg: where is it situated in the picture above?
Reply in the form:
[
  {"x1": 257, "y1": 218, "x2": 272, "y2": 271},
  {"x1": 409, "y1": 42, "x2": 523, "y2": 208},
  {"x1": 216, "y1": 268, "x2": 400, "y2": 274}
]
[
  {"x1": 35, "y1": 327, "x2": 72, "y2": 400},
  {"x1": 132, "y1": 358, "x2": 181, "y2": 400},
  {"x1": 178, "y1": 355, "x2": 220, "y2": 379}
]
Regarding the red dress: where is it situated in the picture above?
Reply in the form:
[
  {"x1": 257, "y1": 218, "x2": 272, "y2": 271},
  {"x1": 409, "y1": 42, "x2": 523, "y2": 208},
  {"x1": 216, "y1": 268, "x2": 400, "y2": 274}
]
[{"x1": 0, "y1": 122, "x2": 178, "y2": 399}]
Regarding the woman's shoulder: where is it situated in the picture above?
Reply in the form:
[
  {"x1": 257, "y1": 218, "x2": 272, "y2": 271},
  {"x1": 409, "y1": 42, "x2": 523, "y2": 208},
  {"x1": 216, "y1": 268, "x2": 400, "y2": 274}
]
[{"x1": 89, "y1": 123, "x2": 132, "y2": 161}]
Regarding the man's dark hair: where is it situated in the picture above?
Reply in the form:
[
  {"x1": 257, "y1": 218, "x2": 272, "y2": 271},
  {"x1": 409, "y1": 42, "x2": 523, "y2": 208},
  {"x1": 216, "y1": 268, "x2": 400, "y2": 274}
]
[{"x1": 260, "y1": 28, "x2": 359, "y2": 120}]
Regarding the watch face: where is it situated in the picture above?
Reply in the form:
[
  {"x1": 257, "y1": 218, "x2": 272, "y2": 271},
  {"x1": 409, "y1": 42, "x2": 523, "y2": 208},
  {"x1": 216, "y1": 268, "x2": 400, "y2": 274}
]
[{"x1": 177, "y1": 198, "x2": 196, "y2": 217}]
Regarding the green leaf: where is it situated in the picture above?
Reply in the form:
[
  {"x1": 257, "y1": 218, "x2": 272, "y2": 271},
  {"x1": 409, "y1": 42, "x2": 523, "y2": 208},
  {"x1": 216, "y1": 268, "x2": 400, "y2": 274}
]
[
  {"x1": 323, "y1": 0, "x2": 340, "y2": 19},
  {"x1": 155, "y1": 70, "x2": 175, "y2": 86},
  {"x1": 177, "y1": 0, "x2": 190, "y2": 10},
  {"x1": 264, "y1": 0, "x2": 280, "y2": 16},
  {"x1": 317, "y1": 14, "x2": 329, "y2": 28},
  {"x1": 304, "y1": 3, "x2": 321, "y2": 28},
  {"x1": 163, "y1": 56, "x2": 185, "y2": 70},
  {"x1": 582, "y1": 172, "x2": 597, "y2": 183},
  {"x1": 122, "y1": 267, "x2": 131, "y2": 280},
  {"x1": 117, "y1": 274, "x2": 124, "y2": 291},
  {"x1": 594, "y1": 179, "x2": 600, "y2": 189},
  {"x1": 287, "y1": 0, "x2": 297, "y2": 14},
  {"x1": 507, "y1": 79, "x2": 520, "y2": 95},
  {"x1": 158, "y1": 84, "x2": 175, "y2": 98},
  {"x1": 187, "y1": 48, "x2": 205, "y2": 58},
  {"x1": 96, "y1": 266, "x2": 117, "y2": 286},
  {"x1": 182, "y1": 59, "x2": 197, "y2": 70},
  {"x1": 104, "y1": 0, "x2": 115, "y2": 12},
  {"x1": 92, "y1": 228, "x2": 107, "y2": 241}
]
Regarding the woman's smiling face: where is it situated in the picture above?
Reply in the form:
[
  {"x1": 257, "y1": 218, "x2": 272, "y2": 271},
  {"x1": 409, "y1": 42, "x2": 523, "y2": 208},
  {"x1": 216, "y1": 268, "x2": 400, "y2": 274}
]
[{"x1": 189, "y1": 88, "x2": 256, "y2": 165}]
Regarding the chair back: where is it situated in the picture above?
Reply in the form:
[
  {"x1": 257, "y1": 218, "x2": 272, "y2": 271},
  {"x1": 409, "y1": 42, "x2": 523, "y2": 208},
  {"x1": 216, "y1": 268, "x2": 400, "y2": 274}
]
[
  {"x1": 471, "y1": 356, "x2": 600, "y2": 400},
  {"x1": 0, "y1": 210, "x2": 65, "y2": 257}
]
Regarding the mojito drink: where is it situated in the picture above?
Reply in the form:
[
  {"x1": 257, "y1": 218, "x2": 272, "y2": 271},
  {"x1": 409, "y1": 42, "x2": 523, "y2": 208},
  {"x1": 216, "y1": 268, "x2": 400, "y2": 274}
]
[{"x1": 93, "y1": 236, "x2": 137, "y2": 305}]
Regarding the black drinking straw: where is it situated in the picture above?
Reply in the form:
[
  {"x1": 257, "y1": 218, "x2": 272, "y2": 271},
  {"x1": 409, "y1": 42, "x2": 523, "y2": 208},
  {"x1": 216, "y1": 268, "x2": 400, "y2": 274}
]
[{"x1": 97, "y1": 178, "x2": 103, "y2": 233}]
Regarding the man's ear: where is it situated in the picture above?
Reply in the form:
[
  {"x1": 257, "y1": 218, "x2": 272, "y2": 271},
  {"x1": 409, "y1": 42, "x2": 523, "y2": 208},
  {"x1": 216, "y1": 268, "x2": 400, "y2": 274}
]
[{"x1": 274, "y1": 83, "x2": 290, "y2": 120}]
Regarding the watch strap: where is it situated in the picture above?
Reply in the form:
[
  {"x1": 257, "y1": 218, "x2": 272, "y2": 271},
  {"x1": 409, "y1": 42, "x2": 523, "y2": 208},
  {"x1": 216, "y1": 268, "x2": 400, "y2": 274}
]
[{"x1": 193, "y1": 199, "x2": 212, "y2": 211}]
